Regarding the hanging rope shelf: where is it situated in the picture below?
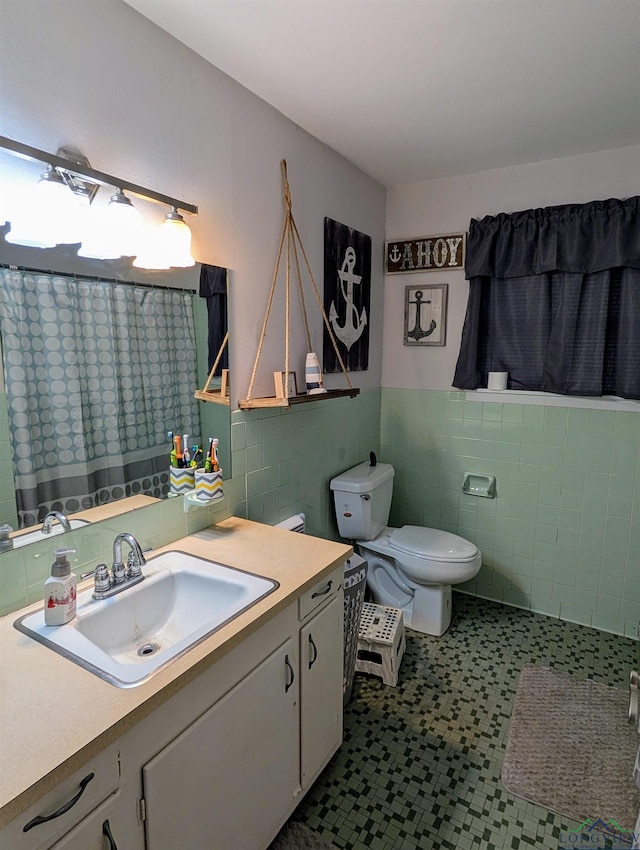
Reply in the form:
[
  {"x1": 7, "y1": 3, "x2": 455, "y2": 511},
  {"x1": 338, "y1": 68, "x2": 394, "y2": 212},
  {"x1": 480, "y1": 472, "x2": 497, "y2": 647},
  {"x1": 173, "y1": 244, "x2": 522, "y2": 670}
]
[
  {"x1": 238, "y1": 160, "x2": 359, "y2": 410},
  {"x1": 194, "y1": 331, "x2": 230, "y2": 406}
]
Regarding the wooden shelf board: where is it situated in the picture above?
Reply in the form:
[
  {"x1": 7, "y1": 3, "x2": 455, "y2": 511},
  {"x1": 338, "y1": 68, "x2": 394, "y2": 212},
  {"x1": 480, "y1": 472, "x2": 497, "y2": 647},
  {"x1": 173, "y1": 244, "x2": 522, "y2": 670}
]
[
  {"x1": 238, "y1": 388, "x2": 359, "y2": 410},
  {"x1": 194, "y1": 389, "x2": 230, "y2": 406}
]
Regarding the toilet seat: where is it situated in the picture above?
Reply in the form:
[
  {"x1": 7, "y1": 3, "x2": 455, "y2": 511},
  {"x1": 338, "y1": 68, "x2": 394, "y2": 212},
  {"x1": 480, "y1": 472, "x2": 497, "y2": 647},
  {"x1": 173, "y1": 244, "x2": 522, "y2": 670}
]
[{"x1": 388, "y1": 526, "x2": 479, "y2": 563}]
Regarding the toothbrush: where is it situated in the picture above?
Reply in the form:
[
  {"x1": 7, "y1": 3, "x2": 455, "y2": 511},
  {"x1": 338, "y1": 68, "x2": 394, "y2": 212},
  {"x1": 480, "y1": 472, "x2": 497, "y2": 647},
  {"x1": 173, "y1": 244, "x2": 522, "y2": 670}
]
[
  {"x1": 183, "y1": 434, "x2": 190, "y2": 466},
  {"x1": 168, "y1": 431, "x2": 177, "y2": 468},
  {"x1": 204, "y1": 437, "x2": 214, "y2": 473}
]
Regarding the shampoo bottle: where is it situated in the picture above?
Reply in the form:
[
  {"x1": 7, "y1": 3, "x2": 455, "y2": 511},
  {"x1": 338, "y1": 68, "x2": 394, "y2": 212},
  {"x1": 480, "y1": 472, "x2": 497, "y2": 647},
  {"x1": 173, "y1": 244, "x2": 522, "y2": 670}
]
[{"x1": 44, "y1": 548, "x2": 77, "y2": 626}]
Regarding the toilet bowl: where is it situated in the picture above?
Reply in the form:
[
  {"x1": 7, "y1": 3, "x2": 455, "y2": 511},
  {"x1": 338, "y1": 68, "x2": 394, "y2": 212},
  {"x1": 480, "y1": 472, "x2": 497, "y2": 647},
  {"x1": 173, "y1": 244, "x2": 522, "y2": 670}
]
[
  {"x1": 356, "y1": 525, "x2": 481, "y2": 635},
  {"x1": 330, "y1": 460, "x2": 482, "y2": 636}
]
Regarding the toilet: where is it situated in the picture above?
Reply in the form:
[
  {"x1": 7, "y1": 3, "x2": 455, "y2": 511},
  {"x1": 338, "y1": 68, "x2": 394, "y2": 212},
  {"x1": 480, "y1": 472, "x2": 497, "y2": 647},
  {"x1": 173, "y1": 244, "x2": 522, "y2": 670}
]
[{"x1": 330, "y1": 460, "x2": 482, "y2": 636}]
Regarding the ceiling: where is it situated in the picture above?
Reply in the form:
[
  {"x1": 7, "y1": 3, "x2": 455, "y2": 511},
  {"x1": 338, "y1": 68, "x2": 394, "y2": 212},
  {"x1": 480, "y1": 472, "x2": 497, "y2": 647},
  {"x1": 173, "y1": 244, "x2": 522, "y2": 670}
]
[{"x1": 124, "y1": 0, "x2": 640, "y2": 187}]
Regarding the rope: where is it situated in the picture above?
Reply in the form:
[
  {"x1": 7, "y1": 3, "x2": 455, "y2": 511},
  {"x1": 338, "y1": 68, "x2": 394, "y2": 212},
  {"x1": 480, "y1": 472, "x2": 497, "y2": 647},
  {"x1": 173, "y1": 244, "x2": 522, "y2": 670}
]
[
  {"x1": 244, "y1": 159, "x2": 353, "y2": 400},
  {"x1": 245, "y1": 209, "x2": 288, "y2": 400},
  {"x1": 290, "y1": 215, "x2": 353, "y2": 389}
]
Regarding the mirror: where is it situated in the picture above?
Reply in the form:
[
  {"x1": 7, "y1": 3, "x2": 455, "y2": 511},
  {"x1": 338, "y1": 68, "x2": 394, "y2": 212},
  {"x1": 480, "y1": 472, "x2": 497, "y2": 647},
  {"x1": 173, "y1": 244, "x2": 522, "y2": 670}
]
[{"x1": 0, "y1": 236, "x2": 231, "y2": 552}]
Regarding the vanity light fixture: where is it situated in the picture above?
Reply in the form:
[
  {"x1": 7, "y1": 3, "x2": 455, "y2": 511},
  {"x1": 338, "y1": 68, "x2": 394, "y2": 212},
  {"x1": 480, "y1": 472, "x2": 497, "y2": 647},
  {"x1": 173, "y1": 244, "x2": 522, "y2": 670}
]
[{"x1": 0, "y1": 134, "x2": 197, "y2": 261}]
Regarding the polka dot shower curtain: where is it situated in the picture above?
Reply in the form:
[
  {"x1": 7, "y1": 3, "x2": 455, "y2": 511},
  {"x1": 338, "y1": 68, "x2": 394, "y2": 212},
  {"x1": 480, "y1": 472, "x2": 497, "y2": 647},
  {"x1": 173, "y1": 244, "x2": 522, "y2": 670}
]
[{"x1": 0, "y1": 268, "x2": 200, "y2": 528}]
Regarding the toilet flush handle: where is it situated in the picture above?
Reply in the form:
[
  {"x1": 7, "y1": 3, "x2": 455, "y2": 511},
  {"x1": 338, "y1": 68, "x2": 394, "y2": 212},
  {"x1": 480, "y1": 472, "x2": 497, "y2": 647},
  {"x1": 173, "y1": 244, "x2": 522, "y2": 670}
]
[{"x1": 361, "y1": 494, "x2": 370, "y2": 501}]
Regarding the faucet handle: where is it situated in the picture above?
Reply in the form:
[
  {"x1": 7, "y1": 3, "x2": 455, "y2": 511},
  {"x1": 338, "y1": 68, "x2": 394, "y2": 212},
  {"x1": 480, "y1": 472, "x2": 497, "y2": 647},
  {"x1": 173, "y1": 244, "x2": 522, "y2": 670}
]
[{"x1": 94, "y1": 563, "x2": 112, "y2": 594}]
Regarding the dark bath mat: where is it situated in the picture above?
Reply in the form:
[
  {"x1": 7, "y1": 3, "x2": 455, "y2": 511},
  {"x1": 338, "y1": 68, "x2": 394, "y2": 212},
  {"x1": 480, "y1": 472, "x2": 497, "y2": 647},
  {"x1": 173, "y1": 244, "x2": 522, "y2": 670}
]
[
  {"x1": 502, "y1": 665, "x2": 640, "y2": 830},
  {"x1": 269, "y1": 820, "x2": 340, "y2": 850}
]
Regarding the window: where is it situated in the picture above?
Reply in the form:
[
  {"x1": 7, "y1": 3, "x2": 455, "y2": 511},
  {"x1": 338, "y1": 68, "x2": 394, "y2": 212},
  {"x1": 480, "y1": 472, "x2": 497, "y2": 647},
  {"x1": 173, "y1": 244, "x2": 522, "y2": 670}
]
[{"x1": 453, "y1": 196, "x2": 640, "y2": 400}]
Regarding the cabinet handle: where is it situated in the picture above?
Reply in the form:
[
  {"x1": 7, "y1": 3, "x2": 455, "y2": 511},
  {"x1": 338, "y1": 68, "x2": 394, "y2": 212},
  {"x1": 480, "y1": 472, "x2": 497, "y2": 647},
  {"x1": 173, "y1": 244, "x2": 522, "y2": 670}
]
[
  {"x1": 284, "y1": 653, "x2": 295, "y2": 692},
  {"x1": 311, "y1": 580, "x2": 332, "y2": 599},
  {"x1": 103, "y1": 819, "x2": 118, "y2": 850},
  {"x1": 22, "y1": 772, "x2": 95, "y2": 832},
  {"x1": 308, "y1": 634, "x2": 318, "y2": 670}
]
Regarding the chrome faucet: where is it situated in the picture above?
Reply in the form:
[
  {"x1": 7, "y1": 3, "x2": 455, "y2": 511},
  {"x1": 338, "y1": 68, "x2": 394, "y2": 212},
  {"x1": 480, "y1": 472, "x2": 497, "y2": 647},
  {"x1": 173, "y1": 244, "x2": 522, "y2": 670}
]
[
  {"x1": 112, "y1": 532, "x2": 147, "y2": 581},
  {"x1": 42, "y1": 511, "x2": 71, "y2": 534},
  {"x1": 87, "y1": 533, "x2": 148, "y2": 600}
]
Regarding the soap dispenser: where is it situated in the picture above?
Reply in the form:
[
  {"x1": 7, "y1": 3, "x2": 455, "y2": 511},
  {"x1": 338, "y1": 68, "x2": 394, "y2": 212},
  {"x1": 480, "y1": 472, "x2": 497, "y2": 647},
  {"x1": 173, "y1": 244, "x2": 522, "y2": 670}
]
[
  {"x1": 0, "y1": 524, "x2": 13, "y2": 553},
  {"x1": 44, "y1": 548, "x2": 77, "y2": 626}
]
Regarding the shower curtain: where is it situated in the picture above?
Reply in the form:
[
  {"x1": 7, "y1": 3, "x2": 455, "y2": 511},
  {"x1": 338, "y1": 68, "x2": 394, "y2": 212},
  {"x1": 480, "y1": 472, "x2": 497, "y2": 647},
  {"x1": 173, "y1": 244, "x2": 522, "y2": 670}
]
[{"x1": 0, "y1": 268, "x2": 200, "y2": 527}]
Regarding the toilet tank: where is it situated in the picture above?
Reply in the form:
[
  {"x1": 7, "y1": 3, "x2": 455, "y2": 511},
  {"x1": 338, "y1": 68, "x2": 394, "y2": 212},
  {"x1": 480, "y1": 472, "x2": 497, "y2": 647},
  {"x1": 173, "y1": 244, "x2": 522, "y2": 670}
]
[{"x1": 330, "y1": 461, "x2": 394, "y2": 540}]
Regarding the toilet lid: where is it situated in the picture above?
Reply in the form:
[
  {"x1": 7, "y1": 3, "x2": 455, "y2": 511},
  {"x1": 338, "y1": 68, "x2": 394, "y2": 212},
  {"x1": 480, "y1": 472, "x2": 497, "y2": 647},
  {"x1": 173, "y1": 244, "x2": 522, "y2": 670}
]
[{"x1": 389, "y1": 526, "x2": 478, "y2": 562}]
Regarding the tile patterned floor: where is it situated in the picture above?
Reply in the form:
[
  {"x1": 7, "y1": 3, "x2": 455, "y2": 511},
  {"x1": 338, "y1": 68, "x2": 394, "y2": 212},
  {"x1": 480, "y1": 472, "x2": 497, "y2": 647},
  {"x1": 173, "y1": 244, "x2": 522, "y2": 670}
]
[{"x1": 293, "y1": 594, "x2": 638, "y2": 849}]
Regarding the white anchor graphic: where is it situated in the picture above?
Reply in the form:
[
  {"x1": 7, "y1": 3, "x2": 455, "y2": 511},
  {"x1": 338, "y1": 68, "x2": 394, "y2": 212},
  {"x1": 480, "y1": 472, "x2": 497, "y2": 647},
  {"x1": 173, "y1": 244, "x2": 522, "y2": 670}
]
[
  {"x1": 329, "y1": 246, "x2": 367, "y2": 352},
  {"x1": 389, "y1": 244, "x2": 402, "y2": 264}
]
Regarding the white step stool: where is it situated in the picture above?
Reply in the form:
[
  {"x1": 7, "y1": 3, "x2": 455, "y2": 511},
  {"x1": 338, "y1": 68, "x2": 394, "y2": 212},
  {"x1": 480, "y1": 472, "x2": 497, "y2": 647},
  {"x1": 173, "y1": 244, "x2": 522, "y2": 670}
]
[{"x1": 355, "y1": 603, "x2": 406, "y2": 687}]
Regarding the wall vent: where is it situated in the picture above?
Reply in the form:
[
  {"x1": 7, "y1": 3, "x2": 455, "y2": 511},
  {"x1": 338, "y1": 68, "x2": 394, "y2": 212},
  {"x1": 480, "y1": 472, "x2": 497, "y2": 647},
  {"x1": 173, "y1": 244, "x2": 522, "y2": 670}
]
[{"x1": 275, "y1": 513, "x2": 306, "y2": 534}]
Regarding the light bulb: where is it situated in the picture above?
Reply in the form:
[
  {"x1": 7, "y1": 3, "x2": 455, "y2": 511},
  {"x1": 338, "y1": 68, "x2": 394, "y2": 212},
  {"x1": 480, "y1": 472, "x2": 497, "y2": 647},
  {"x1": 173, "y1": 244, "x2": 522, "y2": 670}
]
[
  {"x1": 104, "y1": 189, "x2": 141, "y2": 257},
  {"x1": 159, "y1": 207, "x2": 195, "y2": 268}
]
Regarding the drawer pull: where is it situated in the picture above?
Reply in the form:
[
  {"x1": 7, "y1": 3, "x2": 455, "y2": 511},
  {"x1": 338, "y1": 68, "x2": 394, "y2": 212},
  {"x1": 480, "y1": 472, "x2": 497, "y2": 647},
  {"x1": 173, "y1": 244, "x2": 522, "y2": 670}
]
[
  {"x1": 103, "y1": 819, "x2": 118, "y2": 850},
  {"x1": 308, "y1": 634, "x2": 318, "y2": 669},
  {"x1": 23, "y1": 772, "x2": 95, "y2": 833},
  {"x1": 284, "y1": 653, "x2": 295, "y2": 693},
  {"x1": 311, "y1": 580, "x2": 332, "y2": 599}
]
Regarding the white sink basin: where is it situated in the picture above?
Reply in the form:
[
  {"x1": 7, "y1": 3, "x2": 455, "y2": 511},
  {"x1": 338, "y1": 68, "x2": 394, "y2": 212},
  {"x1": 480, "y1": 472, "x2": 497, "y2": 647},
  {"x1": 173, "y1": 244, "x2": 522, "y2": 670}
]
[
  {"x1": 14, "y1": 551, "x2": 278, "y2": 687},
  {"x1": 10, "y1": 518, "x2": 90, "y2": 549}
]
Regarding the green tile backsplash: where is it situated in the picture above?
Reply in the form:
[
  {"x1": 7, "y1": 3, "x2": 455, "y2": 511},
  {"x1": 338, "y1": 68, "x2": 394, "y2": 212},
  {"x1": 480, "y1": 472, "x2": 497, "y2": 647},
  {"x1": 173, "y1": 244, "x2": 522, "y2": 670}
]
[{"x1": 381, "y1": 389, "x2": 639, "y2": 638}]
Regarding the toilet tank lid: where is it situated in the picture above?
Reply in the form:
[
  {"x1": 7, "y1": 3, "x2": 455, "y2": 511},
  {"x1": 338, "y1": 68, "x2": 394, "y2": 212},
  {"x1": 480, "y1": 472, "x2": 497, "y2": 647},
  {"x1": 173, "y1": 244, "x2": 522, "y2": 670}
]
[
  {"x1": 390, "y1": 526, "x2": 479, "y2": 561},
  {"x1": 330, "y1": 461, "x2": 394, "y2": 494}
]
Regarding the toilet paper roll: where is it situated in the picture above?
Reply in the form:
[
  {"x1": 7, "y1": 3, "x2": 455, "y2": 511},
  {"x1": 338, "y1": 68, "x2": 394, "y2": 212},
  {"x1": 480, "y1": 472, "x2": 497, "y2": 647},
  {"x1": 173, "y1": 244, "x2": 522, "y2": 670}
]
[{"x1": 487, "y1": 371, "x2": 508, "y2": 391}]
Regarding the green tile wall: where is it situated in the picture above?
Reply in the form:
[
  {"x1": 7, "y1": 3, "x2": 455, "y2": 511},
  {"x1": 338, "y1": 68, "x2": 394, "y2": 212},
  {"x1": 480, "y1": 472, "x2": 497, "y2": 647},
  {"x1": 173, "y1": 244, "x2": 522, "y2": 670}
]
[
  {"x1": 381, "y1": 389, "x2": 640, "y2": 638},
  {"x1": 231, "y1": 388, "x2": 381, "y2": 539},
  {"x1": 2, "y1": 383, "x2": 637, "y2": 641}
]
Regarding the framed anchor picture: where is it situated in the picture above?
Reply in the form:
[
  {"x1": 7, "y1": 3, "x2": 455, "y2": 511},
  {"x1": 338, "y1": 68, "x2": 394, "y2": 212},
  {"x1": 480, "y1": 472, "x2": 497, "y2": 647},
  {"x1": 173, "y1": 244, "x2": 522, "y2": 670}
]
[
  {"x1": 403, "y1": 283, "x2": 448, "y2": 346},
  {"x1": 323, "y1": 217, "x2": 371, "y2": 373}
]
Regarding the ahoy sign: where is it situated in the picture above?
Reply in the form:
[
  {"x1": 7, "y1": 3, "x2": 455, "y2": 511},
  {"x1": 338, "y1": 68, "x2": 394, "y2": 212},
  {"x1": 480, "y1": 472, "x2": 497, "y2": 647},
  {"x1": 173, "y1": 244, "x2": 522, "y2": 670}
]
[{"x1": 385, "y1": 233, "x2": 465, "y2": 274}]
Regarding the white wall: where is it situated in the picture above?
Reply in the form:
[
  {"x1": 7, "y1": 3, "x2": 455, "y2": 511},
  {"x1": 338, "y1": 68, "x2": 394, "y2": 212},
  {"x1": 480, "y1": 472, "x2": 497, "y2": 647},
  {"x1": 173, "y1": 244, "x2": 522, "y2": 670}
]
[
  {"x1": 383, "y1": 145, "x2": 640, "y2": 390},
  {"x1": 0, "y1": 0, "x2": 386, "y2": 405}
]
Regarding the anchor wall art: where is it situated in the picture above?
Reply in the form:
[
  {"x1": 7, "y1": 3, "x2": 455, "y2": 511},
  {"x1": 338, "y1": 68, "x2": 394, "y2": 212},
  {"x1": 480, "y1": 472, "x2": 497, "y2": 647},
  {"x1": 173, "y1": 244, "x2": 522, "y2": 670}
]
[
  {"x1": 323, "y1": 217, "x2": 371, "y2": 373},
  {"x1": 403, "y1": 283, "x2": 448, "y2": 346}
]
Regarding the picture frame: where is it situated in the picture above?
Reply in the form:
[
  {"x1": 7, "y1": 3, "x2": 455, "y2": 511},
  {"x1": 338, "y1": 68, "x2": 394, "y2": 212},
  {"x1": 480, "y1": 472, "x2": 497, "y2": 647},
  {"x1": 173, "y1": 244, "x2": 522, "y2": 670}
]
[
  {"x1": 403, "y1": 283, "x2": 448, "y2": 346},
  {"x1": 273, "y1": 370, "x2": 298, "y2": 398}
]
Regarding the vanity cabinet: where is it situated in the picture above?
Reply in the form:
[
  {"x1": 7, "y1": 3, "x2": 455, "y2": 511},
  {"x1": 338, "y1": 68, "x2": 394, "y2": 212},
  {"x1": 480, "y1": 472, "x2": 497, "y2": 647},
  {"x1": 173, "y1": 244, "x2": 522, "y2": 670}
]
[
  {"x1": 142, "y1": 637, "x2": 299, "y2": 850},
  {"x1": 2, "y1": 562, "x2": 345, "y2": 850}
]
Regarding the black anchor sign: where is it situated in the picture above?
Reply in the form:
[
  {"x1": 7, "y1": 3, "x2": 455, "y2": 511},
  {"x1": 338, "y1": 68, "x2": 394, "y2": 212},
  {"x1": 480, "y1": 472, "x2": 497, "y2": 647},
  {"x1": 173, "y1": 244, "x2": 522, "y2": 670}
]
[{"x1": 407, "y1": 289, "x2": 437, "y2": 341}]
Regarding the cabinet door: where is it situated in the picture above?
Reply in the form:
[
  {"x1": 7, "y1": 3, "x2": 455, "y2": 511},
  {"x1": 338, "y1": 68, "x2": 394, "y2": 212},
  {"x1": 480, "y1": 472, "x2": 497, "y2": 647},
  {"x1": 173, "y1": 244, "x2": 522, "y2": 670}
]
[
  {"x1": 143, "y1": 637, "x2": 298, "y2": 850},
  {"x1": 49, "y1": 782, "x2": 145, "y2": 850},
  {"x1": 300, "y1": 595, "x2": 343, "y2": 790}
]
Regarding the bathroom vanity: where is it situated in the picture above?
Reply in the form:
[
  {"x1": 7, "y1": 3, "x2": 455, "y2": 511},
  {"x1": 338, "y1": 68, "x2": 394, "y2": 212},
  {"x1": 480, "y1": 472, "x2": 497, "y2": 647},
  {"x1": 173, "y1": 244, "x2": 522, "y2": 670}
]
[{"x1": 0, "y1": 518, "x2": 351, "y2": 850}]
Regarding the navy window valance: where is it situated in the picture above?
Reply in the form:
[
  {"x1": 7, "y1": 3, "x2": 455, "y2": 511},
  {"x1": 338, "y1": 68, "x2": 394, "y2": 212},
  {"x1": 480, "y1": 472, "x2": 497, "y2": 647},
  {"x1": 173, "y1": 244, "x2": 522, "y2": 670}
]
[{"x1": 465, "y1": 196, "x2": 640, "y2": 280}]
